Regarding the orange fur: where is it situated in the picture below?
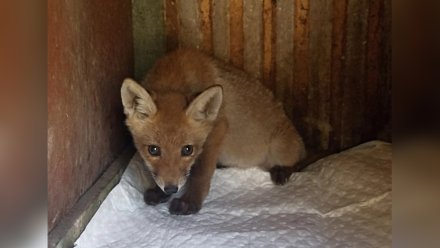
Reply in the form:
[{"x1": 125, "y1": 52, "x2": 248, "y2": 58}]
[{"x1": 121, "y1": 49, "x2": 305, "y2": 215}]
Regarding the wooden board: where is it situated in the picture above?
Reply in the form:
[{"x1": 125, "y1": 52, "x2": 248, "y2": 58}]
[{"x1": 48, "y1": 0, "x2": 133, "y2": 231}]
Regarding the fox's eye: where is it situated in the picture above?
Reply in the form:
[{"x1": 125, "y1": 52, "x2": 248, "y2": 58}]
[
  {"x1": 147, "y1": 145, "x2": 161, "y2": 156},
  {"x1": 181, "y1": 145, "x2": 193, "y2": 156}
]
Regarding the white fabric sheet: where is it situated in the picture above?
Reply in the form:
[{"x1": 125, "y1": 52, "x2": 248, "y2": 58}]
[{"x1": 76, "y1": 141, "x2": 391, "y2": 248}]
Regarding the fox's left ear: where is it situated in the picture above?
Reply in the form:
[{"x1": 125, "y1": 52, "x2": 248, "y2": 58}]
[
  {"x1": 121, "y1": 78, "x2": 157, "y2": 119},
  {"x1": 186, "y1": 85, "x2": 223, "y2": 122}
]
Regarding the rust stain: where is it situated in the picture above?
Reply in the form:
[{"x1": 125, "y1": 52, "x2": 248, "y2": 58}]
[
  {"x1": 166, "y1": 0, "x2": 390, "y2": 154},
  {"x1": 293, "y1": 0, "x2": 310, "y2": 143},
  {"x1": 229, "y1": 0, "x2": 244, "y2": 68},
  {"x1": 340, "y1": 0, "x2": 369, "y2": 149},
  {"x1": 329, "y1": 0, "x2": 348, "y2": 151},
  {"x1": 166, "y1": 0, "x2": 179, "y2": 51},
  {"x1": 212, "y1": 0, "x2": 230, "y2": 62},
  {"x1": 199, "y1": 0, "x2": 213, "y2": 53},
  {"x1": 176, "y1": 0, "x2": 202, "y2": 48},
  {"x1": 275, "y1": 0, "x2": 294, "y2": 117},
  {"x1": 263, "y1": 0, "x2": 276, "y2": 90},
  {"x1": 242, "y1": 0, "x2": 263, "y2": 79},
  {"x1": 309, "y1": 0, "x2": 333, "y2": 151},
  {"x1": 364, "y1": 0, "x2": 383, "y2": 140}
]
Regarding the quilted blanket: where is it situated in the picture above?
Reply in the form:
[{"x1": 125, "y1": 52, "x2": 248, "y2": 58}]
[{"x1": 76, "y1": 141, "x2": 391, "y2": 247}]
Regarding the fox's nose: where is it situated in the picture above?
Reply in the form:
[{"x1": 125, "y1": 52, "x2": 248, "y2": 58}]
[{"x1": 164, "y1": 185, "x2": 178, "y2": 195}]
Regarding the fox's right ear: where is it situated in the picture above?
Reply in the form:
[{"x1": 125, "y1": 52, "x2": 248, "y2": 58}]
[
  {"x1": 186, "y1": 85, "x2": 223, "y2": 122},
  {"x1": 121, "y1": 78, "x2": 157, "y2": 119}
]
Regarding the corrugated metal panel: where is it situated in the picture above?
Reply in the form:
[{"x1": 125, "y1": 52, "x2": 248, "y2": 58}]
[{"x1": 155, "y1": 0, "x2": 391, "y2": 153}]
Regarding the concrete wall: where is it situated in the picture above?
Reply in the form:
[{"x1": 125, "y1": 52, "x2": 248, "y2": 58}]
[{"x1": 48, "y1": 0, "x2": 133, "y2": 231}]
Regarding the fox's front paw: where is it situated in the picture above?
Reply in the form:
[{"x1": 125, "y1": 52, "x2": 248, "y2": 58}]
[
  {"x1": 169, "y1": 198, "x2": 201, "y2": 215},
  {"x1": 144, "y1": 187, "x2": 170, "y2": 205}
]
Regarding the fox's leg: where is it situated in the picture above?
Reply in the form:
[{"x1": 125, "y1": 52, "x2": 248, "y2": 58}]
[
  {"x1": 144, "y1": 185, "x2": 171, "y2": 205},
  {"x1": 267, "y1": 121, "x2": 306, "y2": 185},
  {"x1": 169, "y1": 120, "x2": 227, "y2": 215}
]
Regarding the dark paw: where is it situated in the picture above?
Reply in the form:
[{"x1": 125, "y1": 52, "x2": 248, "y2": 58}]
[
  {"x1": 144, "y1": 187, "x2": 170, "y2": 205},
  {"x1": 169, "y1": 198, "x2": 201, "y2": 215},
  {"x1": 269, "y1": 165, "x2": 295, "y2": 185}
]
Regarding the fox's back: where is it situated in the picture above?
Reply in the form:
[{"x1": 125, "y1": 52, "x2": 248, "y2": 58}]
[
  {"x1": 141, "y1": 49, "x2": 217, "y2": 95},
  {"x1": 142, "y1": 49, "x2": 302, "y2": 168}
]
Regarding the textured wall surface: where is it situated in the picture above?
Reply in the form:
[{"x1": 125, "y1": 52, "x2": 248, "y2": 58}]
[
  {"x1": 161, "y1": 0, "x2": 391, "y2": 154},
  {"x1": 48, "y1": 0, "x2": 133, "y2": 231},
  {"x1": 132, "y1": 0, "x2": 165, "y2": 80}
]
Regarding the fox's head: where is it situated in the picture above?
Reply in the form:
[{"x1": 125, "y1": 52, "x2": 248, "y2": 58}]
[{"x1": 121, "y1": 79, "x2": 223, "y2": 195}]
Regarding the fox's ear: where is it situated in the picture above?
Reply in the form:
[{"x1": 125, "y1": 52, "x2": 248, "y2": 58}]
[
  {"x1": 186, "y1": 85, "x2": 223, "y2": 122},
  {"x1": 121, "y1": 78, "x2": 157, "y2": 119}
]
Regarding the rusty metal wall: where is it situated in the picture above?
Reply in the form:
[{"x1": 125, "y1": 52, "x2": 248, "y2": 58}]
[
  {"x1": 162, "y1": 0, "x2": 391, "y2": 154},
  {"x1": 47, "y1": 0, "x2": 133, "y2": 231}
]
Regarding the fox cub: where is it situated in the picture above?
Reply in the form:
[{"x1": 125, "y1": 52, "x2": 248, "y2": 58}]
[{"x1": 121, "y1": 49, "x2": 305, "y2": 215}]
